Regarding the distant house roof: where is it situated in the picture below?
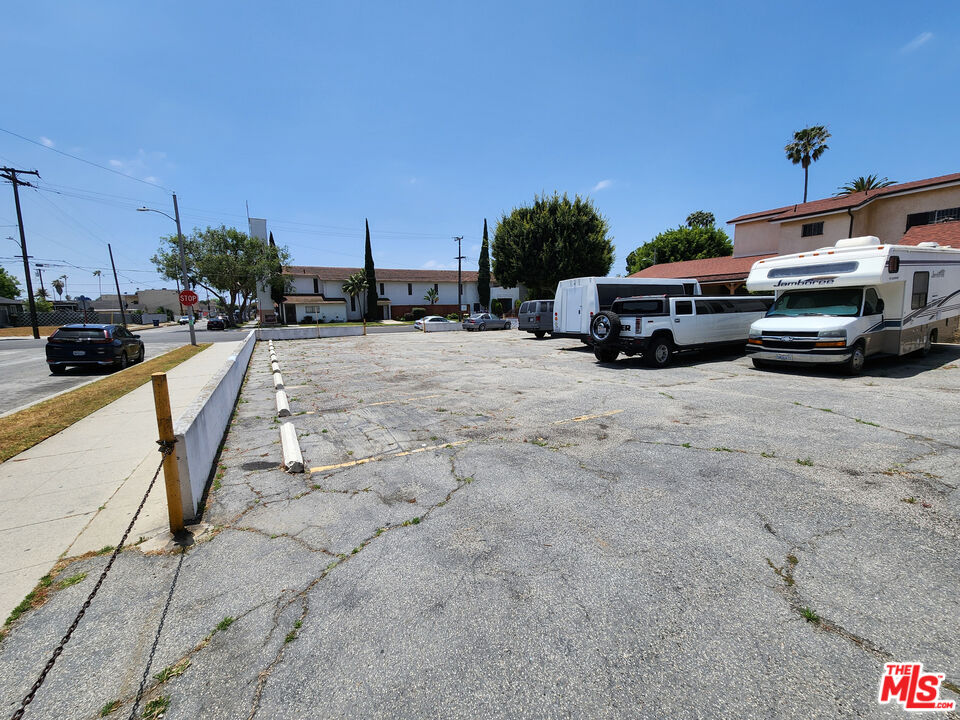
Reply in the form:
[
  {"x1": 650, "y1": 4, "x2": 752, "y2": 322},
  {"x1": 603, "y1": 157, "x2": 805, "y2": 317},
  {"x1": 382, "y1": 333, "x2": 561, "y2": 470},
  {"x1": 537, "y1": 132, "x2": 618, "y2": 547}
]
[
  {"x1": 628, "y1": 254, "x2": 776, "y2": 284},
  {"x1": 284, "y1": 265, "x2": 499, "y2": 285},
  {"x1": 282, "y1": 294, "x2": 347, "y2": 304},
  {"x1": 728, "y1": 172, "x2": 960, "y2": 224},
  {"x1": 0, "y1": 296, "x2": 21, "y2": 305},
  {"x1": 899, "y1": 219, "x2": 960, "y2": 247}
]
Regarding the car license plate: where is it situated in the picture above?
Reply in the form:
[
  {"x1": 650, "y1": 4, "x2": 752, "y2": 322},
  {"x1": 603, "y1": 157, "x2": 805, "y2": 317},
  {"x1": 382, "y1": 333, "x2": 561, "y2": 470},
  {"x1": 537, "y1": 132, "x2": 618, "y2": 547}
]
[
  {"x1": 621, "y1": 324, "x2": 631, "y2": 331},
  {"x1": 72, "y1": 350, "x2": 86, "y2": 356},
  {"x1": 775, "y1": 353, "x2": 791, "y2": 361}
]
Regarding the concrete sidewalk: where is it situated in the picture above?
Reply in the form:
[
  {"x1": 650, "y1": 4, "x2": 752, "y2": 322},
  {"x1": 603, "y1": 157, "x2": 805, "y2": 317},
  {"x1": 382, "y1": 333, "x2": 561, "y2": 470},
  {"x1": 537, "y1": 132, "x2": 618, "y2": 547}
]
[{"x1": 0, "y1": 340, "x2": 244, "y2": 620}]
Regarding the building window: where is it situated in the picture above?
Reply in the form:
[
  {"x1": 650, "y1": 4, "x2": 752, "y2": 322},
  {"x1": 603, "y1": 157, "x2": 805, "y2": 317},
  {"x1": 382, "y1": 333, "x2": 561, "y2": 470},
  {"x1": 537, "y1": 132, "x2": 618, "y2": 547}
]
[
  {"x1": 350, "y1": 296, "x2": 356, "y2": 312},
  {"x1": 407, "y1": 283, "x2": 412, "y2": 295},
  {"x1": 434, "y1": 283, "x2": 438, "y2": 293},
  {"x1": 380, "y1": 283, "x2": 384, "y2": 296},
  {"x1": 911, "y1": 271, "x2": 929, "y2": 310},
  {"x1": 313, "y1": 278, "x2": 319, "y2": 294},
  {"x1": 801, "y1": 221, "x2": 824, "y2": 237},
  {"x1": 906, "y1": 206, "x2": 960, "y2": 232}
]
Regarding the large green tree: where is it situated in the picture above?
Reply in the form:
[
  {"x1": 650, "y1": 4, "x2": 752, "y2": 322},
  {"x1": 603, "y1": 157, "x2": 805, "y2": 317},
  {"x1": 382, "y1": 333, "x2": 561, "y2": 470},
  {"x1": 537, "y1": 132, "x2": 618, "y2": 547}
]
[
  {"x1": 785, "y1": 125, "x2": 831, "y2": 202},
  {"x1": 835, "y1": 174, "x2": 895, "y2": 196},
  {"x1": 363, "y1": 219, "x2": 379, "y2": 321},
  {"x1": 0, "y1": 267, "x2": 21, "y2": 299},
  {"x1": 477, "y1": 219, "x2": 491, "y2": 310},
  {"x1": 492, "y1": 193, "x2": 613, "y2": 298},
  {"x1": 625, "y1": 212, "x2": 732, "y2": 274},
  {"x1": 151, "y1": 225, "x2": 289, "y2": 317},
  {"x1": 342, "y1": 271, "x2": 369, "y2": 319}
]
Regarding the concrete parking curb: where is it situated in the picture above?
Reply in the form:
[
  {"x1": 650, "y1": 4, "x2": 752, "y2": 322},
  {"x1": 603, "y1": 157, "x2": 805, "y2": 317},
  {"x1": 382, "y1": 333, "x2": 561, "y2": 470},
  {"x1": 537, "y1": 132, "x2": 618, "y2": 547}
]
[
  {"x1": 276, "y1": 390, "x2": 291, "y2": 417},
  {"x1": 279, "y1": 421, "x2": 304, "y2": 473}
]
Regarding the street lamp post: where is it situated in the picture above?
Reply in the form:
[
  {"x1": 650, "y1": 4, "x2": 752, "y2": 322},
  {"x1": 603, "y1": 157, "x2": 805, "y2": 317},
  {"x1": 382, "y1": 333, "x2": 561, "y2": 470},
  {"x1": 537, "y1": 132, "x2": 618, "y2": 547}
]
[{"x1": 138, "y1": 193, "x2": 197, "y2": 346}]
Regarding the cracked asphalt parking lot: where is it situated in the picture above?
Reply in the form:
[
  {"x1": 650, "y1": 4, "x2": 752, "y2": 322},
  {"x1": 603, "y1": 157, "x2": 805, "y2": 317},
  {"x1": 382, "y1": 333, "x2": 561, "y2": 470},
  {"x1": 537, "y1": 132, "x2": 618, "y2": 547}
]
[{"x1": 2, "y1": 331, "x2": 959, "y2": 719}]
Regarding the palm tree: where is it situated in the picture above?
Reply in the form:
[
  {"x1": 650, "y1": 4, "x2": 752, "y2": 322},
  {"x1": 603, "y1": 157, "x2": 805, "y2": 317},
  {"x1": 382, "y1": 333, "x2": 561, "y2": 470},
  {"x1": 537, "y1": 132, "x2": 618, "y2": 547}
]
[
  {"x1": 835, "y1": 174, "x2": 895, "y2": 196},
  {"x1": 341, "y1": 271, "x2": 369, "y2": 320},
  {"x1": 51, "y1": 277, "x2": 64, "y2": 300},
  {"x1": 423, "y1": 287, "x2": 439, "y2": 305},
  {"x1": 92, "y1": 269, "x2": 102, "y2": 298},
  {"x1": 35, "y1": 287, "x2": 48, "y2": 299},
  {"x1": 784, "y1": 125, "x2": 831, "y2": 203}
]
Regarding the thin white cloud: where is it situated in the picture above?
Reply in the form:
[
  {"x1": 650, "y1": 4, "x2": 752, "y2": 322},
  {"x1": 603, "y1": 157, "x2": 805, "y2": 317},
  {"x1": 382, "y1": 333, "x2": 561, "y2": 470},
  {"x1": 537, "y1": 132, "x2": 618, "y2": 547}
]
[
  {"x1": 591, "y1": 179, "x2": 613, "y2": 193},
  {"x1": 421, "y1": 259, "x2": 458, "y2": 271},
  {"x1": 39, "y1": 136, "x2": 55, "y2": 148},
  {"x1": 109, "y1": 159, "x2": 123, "y2": 168},
  {"x1": 900, "y1": 31, "x2": 933, "y2": 54}
]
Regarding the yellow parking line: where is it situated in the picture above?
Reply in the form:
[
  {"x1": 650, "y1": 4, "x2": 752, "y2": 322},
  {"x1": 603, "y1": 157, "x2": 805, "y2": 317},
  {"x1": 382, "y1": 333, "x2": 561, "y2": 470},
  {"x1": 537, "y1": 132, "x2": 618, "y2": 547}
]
[
  {"x1": 310, "y1": 440, "x2": 470, "y2": 473},
  {"x1": 366, "y1": 393, "x2": 444, "y2": 407},
  {"x1": 552, "y1": 409, "x2": 623, "y2": 425}
]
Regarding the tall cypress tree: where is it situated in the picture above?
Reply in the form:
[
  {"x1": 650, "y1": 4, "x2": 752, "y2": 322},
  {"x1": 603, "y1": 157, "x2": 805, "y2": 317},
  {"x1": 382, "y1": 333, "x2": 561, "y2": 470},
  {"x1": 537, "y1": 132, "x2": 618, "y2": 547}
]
[
  {"x1": 268, "y1": 231, "x2": 284, "y2": 317},
  {"x1": 364, "y1": 219, "x2": 379, "y2": 321},
  {"x1": 478, "y1": 219, "x2": 491, "y2": 311}
]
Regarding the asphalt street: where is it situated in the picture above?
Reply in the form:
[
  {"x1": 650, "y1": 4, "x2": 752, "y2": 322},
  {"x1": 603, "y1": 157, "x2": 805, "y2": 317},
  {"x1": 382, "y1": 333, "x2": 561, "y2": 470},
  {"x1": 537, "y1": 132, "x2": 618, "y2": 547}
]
[
  {"x1": 1, "y1": 332, "x2": 958, "y2": 719},
  {"x1": 0, "y1": 321, "x2": 250, "y2": 416}
]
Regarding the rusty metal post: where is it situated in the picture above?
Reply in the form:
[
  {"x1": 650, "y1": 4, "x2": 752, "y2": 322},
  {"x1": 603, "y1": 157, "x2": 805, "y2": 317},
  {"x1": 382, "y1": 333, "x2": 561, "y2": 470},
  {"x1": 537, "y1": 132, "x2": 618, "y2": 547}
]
[{"x1": 152, "y1": 372, "x2": 185, "y2": 534}]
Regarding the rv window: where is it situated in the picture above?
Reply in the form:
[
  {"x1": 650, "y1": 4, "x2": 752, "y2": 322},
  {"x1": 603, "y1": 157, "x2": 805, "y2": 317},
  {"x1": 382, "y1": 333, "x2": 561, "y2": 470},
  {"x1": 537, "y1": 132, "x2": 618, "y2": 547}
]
[
  {"x1": 768, "y1": 261, "x2": 858, "y2": 278},
  {"x1": 675, "y1": 300, "x2": 693, "y2": 315},
  {"x1": 887, "y1": 256, "x2": 900, "y2": 273},
  {"x1": 694, "y1": 300, "x2": 714, "y2": 314},
  {"x1": 911, "y1": 272, "x2": 929, "y2": 310},
  {"x1": 682, "y1": 282, "x2": 697, "y2": 295},
  {"x1": 863, "y1": 288, "x2": 880, "y2": 315}
]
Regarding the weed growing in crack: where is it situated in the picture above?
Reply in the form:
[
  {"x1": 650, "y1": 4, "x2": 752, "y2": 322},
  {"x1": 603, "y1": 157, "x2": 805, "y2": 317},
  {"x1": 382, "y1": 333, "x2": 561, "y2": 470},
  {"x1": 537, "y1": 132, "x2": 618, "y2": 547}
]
[
  {"x1": 766, "y1": 558, "x2": 795, "y2": 587},
  {"x1": 351, "y1": 546, "x2": 362, "y2": 554},
  {"x1": 530, "y1": 438, "x2": 549, "y2": 447},
  {"x1": 901, "y1": 496, "x2": 918, "y2": 504},
  {"x1": 760, "y1": 451, "x2": 776, "y2": 458},
  {"x1": 786, "y1": 554, "x2": 799, "y2": 566},
  {"x1": 819, "y1": 408, "x2": 833, "y2": 413},
  {"x1": 799, "y1": 606, "x2": 820, "y2": 624},
  {"x1": 142, "y1": 696, "x2": 170, "y2": 720},
  {"x1": 57, "y1": 572, "x2": 86, "y2": 589},
  {"x1": 285, "y1": 630, "x2": 297, "y2": 643},
  {"x1": 322, "y1": 429, "x2": 328, "y2": 433},
  {"x1": 659, "y1": 392, "x2": 674, "y2": 399},
  {"x1": 401, "y1": 517, "x2": 421, "y2": 527},
  {"x1": 215, "y1": 616, "x2": 235, "y2": 633},
  {"x1": 458, "y1": 476, "x2": 474, "y2": 484},
  {"x1": 435, "y1": 407, "x2": 448, "y2": 412},
  {"x1": 796, "y1": 458, "x2": 814, "y2": 466},
  {"x1": 374, "y1": 527, "x2": 385, "y2": 537},
  {"x1": 712, "y1": 447, "x2": 733, "y2": 453},
  {"x1": 96, "y1": 545, "x2": 114, "y2": 556},
  {"x1": 153, "y1": 658, "x2": 191, "y2": 684},
  {"x1": 99, "y1": 700, "x2": 121, "y2": 716},
  {"x1": 681, "y1": 443, "x2": 692, "y2": 448},
  {"x1": 855, "y1": 418, "x2": 879, "y2": 427},
  {"x1": 430, "y1": 436, "x2": 438, "y2": 442}
]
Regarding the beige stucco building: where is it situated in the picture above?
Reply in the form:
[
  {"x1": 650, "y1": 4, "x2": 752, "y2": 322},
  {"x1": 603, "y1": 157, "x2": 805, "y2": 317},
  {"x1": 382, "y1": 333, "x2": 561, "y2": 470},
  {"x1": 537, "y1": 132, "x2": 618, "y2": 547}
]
[{"x1": 729, "y1": 172, "x2": 960, "y2": 257}]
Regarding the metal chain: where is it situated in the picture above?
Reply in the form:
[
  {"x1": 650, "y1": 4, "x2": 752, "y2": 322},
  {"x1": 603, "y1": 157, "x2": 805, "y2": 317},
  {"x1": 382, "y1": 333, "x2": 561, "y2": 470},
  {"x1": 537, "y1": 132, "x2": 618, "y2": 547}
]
[
  {"x1": 10, "y1": 441, "x2": 175, "y2": 720},
  {"x1": 127, "y1": 546, "x2": 187, "y2": 720}
]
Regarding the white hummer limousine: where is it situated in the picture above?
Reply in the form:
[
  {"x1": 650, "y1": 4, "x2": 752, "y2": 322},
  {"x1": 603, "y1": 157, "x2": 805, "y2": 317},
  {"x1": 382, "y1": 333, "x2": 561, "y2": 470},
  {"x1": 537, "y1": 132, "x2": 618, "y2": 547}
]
[{"x1": 589, "y1": 294, "x2": 773, "y2": 366}]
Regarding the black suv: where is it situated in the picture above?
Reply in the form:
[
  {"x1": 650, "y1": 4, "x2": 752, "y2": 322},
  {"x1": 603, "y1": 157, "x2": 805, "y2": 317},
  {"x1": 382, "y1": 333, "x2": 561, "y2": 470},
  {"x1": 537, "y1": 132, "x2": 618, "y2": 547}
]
[{"x1": 45, "y1": 324, "x2": 145, "y2": 374}]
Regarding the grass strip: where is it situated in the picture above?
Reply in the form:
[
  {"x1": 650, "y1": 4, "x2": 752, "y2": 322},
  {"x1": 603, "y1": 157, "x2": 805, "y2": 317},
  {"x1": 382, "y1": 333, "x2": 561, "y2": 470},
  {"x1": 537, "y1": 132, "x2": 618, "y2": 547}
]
[{"x1": 0, "y1": 343, "x2": 210, "y2": 463}]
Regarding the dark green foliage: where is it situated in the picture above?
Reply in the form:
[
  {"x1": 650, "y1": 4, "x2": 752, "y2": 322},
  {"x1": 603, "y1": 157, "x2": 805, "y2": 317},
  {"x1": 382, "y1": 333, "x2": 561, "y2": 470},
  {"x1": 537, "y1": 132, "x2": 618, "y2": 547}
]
[
  {"x1": 625, "y1": 212, "x2": 732, "y2": 274},
  {"x1": 490, "y1": 298, "x2": 504, "y2": 315},
  {"x1": 785, "y1": 125, "x2": 831, "y2": 202},
  {"x1": 268, "y1": 231, "x2": 286, "y2": 316},
  {"x1": 402, "y1": 312, "x2": 414, "y2": 321},
  {"x1": 411, "y1": 307, "x2": 427, "y2": 319},
  {"x1": 0, "y1": 267, "x2": 21, "y2": 299},
  {"x1": 364, "y1": 219, "x2": 379, "y2": 321},
  {"x1": 446, "y1": 313, "x2": 460, "y2": 320},
  {"x1": 492, "y1": 192, "x2": 613, "y2": 298},
  {"x1": 836, "y1": 174, "x2": 895, "y2": 196},
  {"x1": 478, "y1": 219, "x2": 491, "y2": 310}
]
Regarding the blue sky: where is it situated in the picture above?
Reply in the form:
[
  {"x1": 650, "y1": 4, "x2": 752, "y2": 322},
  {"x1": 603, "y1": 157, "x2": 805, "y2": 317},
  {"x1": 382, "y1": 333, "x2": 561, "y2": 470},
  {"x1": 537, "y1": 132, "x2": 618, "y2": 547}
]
[{"x1": 2, "y1": 1, "x2": 958, "y2": 299}]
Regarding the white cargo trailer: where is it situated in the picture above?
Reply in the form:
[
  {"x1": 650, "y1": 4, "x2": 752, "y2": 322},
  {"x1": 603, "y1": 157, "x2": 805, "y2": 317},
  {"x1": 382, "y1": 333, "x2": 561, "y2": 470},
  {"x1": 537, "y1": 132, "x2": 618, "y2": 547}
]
[
  {"x1": 745, "y1": 236, "x2": 960, "y2": 373},
  {"x1": 552, "y1": 276, "x2": 701, "y2": 342}
]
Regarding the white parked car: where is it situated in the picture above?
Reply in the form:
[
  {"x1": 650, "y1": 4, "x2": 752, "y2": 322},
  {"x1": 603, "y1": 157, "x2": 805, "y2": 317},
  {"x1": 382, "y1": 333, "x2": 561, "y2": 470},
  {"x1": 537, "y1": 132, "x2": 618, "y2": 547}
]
[{"x1": 414, "y1": 315, "x2": 453, "y2": 330}]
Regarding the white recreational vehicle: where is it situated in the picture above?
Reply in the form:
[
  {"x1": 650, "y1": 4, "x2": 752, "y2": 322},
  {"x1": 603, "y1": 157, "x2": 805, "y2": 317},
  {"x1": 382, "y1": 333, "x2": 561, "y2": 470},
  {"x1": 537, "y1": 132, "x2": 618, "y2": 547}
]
[
  {"x1": 553, "y1": 276, "x2": 701, "y2": 341},
  {"x1": 745, "y1": 236, "x2": 960, "y2": 373}
]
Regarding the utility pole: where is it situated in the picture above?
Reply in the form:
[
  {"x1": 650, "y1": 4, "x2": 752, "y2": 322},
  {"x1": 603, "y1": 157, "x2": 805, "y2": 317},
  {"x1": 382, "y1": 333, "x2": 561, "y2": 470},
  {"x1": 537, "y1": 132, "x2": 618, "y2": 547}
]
[
  {"x1": 107, "y1": 243, "x2": 127, "y2": 327},
  {"x1": 35, "y1": 264, "x2": 46, "y2": 297},
  {"x1": 172, "y1": 193, "x2": 197, "y2": 346},
  {"x1": 1, "y1": 167, "x2": 41, "y2": 339},
  {"x1": 453, "y1": 236, "x2": 464, "y2": 319}
]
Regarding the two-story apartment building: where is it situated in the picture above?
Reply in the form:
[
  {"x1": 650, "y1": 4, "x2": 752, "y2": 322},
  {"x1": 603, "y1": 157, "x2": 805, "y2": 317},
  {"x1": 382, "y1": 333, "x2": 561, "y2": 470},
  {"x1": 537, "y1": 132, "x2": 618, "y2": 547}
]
[
  {"x1": 279, "y1": 266, "x2": 522, "y2": 323},
  {"x1": 632, "y1": 171, "x2": 960, "y2": 293}
]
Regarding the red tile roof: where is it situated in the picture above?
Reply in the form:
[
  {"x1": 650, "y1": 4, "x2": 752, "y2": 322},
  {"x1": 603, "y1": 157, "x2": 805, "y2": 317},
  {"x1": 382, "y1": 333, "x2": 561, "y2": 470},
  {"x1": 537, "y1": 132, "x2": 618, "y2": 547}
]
[
  {"x1": 728, "y1": 172, "x2": 960, "y2": 224},
  {"x1": 899, "y1": 220, "x2": 960, "y2": 247},
  {"x1": 284, "y1": 265, "x2": 497, "y2": 284},
  {"x1": 628, "y1": 254, "x2": 776, "y2": 283}
]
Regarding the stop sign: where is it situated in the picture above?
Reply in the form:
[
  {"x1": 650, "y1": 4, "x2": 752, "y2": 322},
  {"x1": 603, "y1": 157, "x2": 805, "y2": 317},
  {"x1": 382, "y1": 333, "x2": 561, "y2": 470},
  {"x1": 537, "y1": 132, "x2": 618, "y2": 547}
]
[{"x1": 179, "y1": 290, "x2": 199, "y2": 306}]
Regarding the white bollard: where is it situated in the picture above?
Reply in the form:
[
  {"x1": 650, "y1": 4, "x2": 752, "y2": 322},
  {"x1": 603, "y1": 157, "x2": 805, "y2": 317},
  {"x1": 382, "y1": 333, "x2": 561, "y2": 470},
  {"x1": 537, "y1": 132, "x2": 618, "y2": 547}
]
[
  {"x1": 273, "y1": 371, "x2": 284, "y2": 390},
  {"x1": 280, "y1": 422, "x2": 304, "y2": 473},
  {"x1": 276, "y1": 389, "x2": 291, "y2": 417}
]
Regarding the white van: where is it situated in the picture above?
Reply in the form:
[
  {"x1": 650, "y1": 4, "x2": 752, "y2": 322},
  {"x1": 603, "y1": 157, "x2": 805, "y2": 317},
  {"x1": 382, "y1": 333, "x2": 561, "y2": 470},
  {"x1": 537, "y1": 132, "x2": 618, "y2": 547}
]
[
  {"x1": 589, "y1": 295, "x2": 772, "y2": 366},
  {"x1": 745, "y1": 236, "x2": 960, "y2": 373},
  {"x1": 553, "y1": 277, "x2": 701, "y2": 342}
]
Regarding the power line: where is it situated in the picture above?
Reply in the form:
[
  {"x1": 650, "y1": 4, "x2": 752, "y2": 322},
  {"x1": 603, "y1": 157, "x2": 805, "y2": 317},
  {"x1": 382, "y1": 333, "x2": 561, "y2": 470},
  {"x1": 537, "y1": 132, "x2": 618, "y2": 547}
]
[{"x1": 0, "y1": 126, "x2": 170, "y2": 191}]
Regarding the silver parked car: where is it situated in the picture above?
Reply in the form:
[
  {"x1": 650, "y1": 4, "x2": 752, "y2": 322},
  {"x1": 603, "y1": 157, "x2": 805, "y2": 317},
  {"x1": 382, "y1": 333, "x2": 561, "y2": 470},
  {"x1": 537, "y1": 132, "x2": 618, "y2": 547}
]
[
  {"x1": 414, "y1": 315, "x2": 453, "y2": 330},
  {"x1": 462, "y1": 313, "x2": 511, "y2": 331}
]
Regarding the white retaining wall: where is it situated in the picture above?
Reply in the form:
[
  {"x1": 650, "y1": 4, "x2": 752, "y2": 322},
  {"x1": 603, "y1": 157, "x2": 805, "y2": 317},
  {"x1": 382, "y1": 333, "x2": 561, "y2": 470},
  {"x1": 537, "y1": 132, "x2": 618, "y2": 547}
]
[
  {"x1": 257, "y1": 325, "x2": 416, "y2": 341},
  {"x1": 173, "y1": 330, "x2": 256, "y2": 520}
]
